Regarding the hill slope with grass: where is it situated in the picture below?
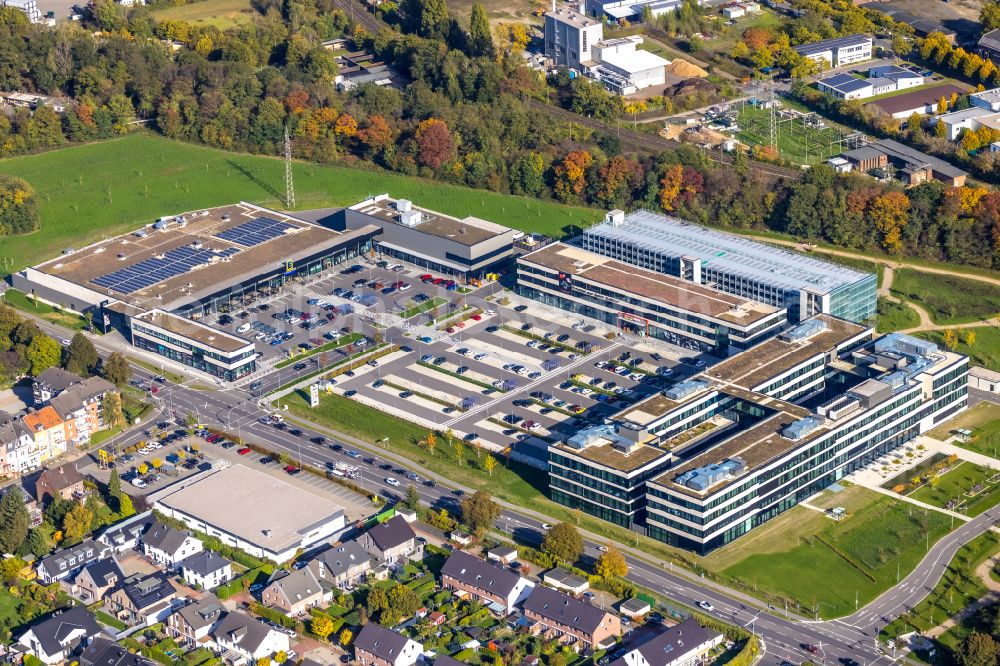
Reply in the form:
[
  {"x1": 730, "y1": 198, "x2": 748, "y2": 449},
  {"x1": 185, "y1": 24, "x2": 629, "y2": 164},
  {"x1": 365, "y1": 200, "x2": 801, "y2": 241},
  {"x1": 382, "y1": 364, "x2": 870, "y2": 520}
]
[{"x1": 0, "y1": 134, "x2": 599, "y2": 276}]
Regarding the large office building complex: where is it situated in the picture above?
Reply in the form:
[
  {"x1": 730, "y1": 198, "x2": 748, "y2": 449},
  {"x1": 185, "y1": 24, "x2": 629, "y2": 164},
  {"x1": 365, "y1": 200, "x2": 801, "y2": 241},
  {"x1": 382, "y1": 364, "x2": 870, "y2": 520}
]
[
  {"x1": 517, "y1": 242, "x2": 786, "y2": 355},
  {"x1": 548, "y1": 319, "x2": 968, "y2": 553},
  {"x1": 580, "y1": 210, "x2": 877, "y2": 324}
]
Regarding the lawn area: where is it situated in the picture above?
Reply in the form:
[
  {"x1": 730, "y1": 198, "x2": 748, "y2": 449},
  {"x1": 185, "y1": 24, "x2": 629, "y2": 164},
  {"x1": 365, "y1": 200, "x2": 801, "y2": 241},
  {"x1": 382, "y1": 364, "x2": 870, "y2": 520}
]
[
  {"x1": 703, "y1": 10, "x2": 789, "y2": 57},
  {"x1": 2, "y1": 289, "x2": 88, "y2": 331},
  {"x1": 916, "y1": 326, "x2": 1000, "y2": 373},
  {"x1": 0, "y1": 587, "x2": 19, "y2": 626},
  {"x1": 401, "y1": 297, "x2": 448, "y2": 320},
  {"x1": 94, "y1": 609, "x2": 127, "y2": 630},
  {"x1": 890, "y1": 268, "x2": 1000, "y2": 325},
  {"x1": 909, "y1": 461, "x2": 1000, "y2": 517},
  {"x1": 274, "y1": 332, "x2": 362, "y2": 369},
  {"x1": 126, "y1": 356, "x2": 187, "y2": 384},
  {"x1": 876, "y1": 297, "x2": 920, "y2": 333},
  {"x1": 150, "y1": 0, "x2": 253, "y2": 28},
  {"x1": 91, "y1": 425, "x2": 124, "y2": 447},
  {"x1": 882, "y1": 530, "x2": 1000, "y2": 640},
  {"x1": 712, "y1": 485, "x2": 954, "y2": 618},
  {"x1": 929, "y1": 402, "x2": 1000, "y2": 461},
  {"x1": 0, "y1": 134, "x2": 599, "y2": 278}
]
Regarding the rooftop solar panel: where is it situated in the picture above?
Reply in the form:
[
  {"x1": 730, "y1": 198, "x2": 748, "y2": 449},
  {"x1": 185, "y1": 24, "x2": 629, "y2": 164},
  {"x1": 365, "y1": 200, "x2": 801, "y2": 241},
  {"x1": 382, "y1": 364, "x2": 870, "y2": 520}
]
[
  {"x1": 92, "y1": 245, "x2": 240, "y2": 294},
  {"x1": 216, "y1": 217, "x2": 295, "y2": 247}
]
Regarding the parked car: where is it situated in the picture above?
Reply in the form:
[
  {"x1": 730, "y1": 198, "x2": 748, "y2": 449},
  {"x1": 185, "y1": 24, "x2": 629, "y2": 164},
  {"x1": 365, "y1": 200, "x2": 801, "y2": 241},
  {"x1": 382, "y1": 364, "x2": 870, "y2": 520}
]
[{"x1": 237, "y1": 447, "x2": 252, "y2": 455}]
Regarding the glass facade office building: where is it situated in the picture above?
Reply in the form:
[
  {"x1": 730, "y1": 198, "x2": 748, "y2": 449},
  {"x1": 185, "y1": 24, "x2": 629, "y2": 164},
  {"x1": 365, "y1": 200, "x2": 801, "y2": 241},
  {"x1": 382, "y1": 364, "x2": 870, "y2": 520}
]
[{"x1": 582, "y1": 210, "x2": 877, "y2": 324}]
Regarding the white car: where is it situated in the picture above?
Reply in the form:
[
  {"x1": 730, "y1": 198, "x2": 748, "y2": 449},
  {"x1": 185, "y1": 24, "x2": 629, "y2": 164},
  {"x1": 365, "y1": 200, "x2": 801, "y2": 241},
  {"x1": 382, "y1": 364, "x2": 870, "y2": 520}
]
[
  {"x1": 697, "y1": 601, "x2": 714, "y2": 612},
  {"x1": 484, "y1": 309, "x2": 496, "y2": 316},
  {"x1": 541, "y1": 523, "x2": 553, "y2": 531},
  {"x1": 60, "y1": 338, "x2": 71, "y2": 346},
  {"x1": 598, "y1": 545, "x2": 609, "y2": 552},
  {"x1": 131, "y1": 478, "x2": 148, "y2": 488},
  {"x1": 385, "y1": 477, "x2": 400, "y2": 487},
  {"x1": 474, "y1": 353, "x2": 488, "y2": 361},
  {"x1": 399, "y1": 283, "x2": 411, "y2": 292}
]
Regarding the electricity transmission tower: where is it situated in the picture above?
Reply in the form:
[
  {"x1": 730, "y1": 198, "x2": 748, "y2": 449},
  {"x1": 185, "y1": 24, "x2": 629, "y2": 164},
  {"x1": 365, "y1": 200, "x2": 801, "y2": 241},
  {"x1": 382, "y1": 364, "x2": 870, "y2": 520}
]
[{"x1": 284, "y1": 125, "x2": 295, "y2": 209}]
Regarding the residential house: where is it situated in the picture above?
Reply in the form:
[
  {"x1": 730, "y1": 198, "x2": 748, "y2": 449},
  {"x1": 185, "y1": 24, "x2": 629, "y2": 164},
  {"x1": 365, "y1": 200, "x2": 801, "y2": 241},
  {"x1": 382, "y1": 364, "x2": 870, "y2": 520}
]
[
  {"x1": 142, "y1": 522, "x2": 203, "y2": 569},
  {"x1": 180, "y1": 551, "x2": 234, "y2": 591},
  {"x1": 360, "y1": 516, "x2": 422, "y2": 566},
  {"x1": 0, "y1": 418, "x2": 37, "y2": 475},
  {"x1": 542, "y1": 569, "x2": 590, "y2": 596},
  {"x1": 17, "y1": 606, "x2": 103, "y2": 665},
  {"x1": 22, "y1": 406, "x2": 68, "y2": 465},
  {"x1": 36, "y1": 462, "x2": 85, "y2": 503},
  {"x1": 72, "y1": 557, "x2": 125, "y2": 603},
  {"x1": 105, "y1": 571, "x2": 178, "y2": 625},
  {"x1": 33, "y1": 368, "x2": 86, "y2": 405},
  {"x1": 211, "y1": 611, "x2": 290, "y2": 665},
  {"x1": 486, "y1": 545, "x2": 518, "y2": 565},
  {"x1": 308, "y1": 540, "x2": 375, "y2": 590},
  {"x1": 37, "y1": 539, "x2": 112, "y2": 584},
  {"x1": 521, "y1": 585, "x2": 620, "y2": 652},
  {"x1": 97, "y1": 511, "x2": 154, "y2": 553},
  {"x1": 261, "y1": 567, "x2": 325, "y2": 616},
  {"x1": 352, "y1": 623, "x2": 423, "y2": 666},
  {"x1": 610, "y1": 618, "x2": 722, "y2": 666},
  {"x1": 440, "y1": 551, "x2": 535, "y2": 615},
  {"x1": 80, "y1": 637, "x2": 158, "y2": 666},
  {"x1": 167, "y1": 594, "x2": 226, "y2": 648}
]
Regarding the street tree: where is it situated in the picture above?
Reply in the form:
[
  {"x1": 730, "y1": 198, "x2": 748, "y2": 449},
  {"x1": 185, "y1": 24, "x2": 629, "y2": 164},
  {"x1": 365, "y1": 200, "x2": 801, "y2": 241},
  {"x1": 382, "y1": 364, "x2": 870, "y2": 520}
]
[
  {"x1": 25, "y1": 334, "x2": 60, "y2": 375},
  {"x1": 404, "y1": 484, "x2": 421, "y2": 511},
  {"x1": 102, "y1": 351, "x2": 131, "y2": 386},
  {"x1": 64, "y1": 332, "x2": 98, "y2": 375},
  {"x1": 460, "y1": 490, "x2": 501, "y2": 535},
  {"x1": 484, "y1": 454, "x2": 497, "y2": 477},
  {"x1": 102, "y1": 392, "x2": 124, "y2": 429},
  {"x1": 542, "y1": 523, "x2": 584, "y2": 564},
  {"x1": 595, "y1": 545, "x2": 628, "y2": 579}
]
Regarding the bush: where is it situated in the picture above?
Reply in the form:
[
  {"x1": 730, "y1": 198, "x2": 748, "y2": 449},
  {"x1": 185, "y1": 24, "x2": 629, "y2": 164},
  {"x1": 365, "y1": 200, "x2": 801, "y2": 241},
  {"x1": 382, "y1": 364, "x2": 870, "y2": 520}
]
[{"x1": 249, "y1": 602, "x2": 297, "y2": 628}]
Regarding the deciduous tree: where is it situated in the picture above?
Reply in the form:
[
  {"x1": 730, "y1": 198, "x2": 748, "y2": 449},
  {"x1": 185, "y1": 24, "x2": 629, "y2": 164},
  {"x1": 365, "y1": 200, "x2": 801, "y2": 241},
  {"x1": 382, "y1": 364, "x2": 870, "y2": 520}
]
[
  {"x1": 64, "y1": 332, "x2": 98, "y2": 376},
  {"x1": 102, "y1": 352, "x2": 131, "y2": 386},
  {"x1": 595, "y1": 545, "x2": 628, "y2": 579},
  {"x1": 25, "y1": 334, "x2": 60, "y2": 376},
  {"x1": 542, "y1": 522, "x2": 583, "y2": 564},
  {"x1": 460, "y1": 490, "x2": 501, "y2": 534},
  {"x1": 414, "y1": 118, "x2": 454, "y2": 169}
]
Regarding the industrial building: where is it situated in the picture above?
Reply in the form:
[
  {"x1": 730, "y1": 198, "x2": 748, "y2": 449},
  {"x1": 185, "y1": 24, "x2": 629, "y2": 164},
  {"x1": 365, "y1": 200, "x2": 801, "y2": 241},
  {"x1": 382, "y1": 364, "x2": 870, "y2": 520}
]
[
  {"x1": 840, "y1": 139, "x2": 968, "y2": 187},
  {"x1": 543, "y1": 5, "x2": 669, "y2": 94},
  {"x1": 149, "y1": 465, "x2": 347, "y2": 562},
  {"x1": 816, "y1": 67, "x2": 923, "y2": 101},
  {"x1": 517, "y1": 242, "x2": 787, "y2": 355},
  {"x1": 549, "y1": 320, "x2": 968, "y2": 553},
  {"x1": 579, "y1": 210, "x2": 877, "y2": 324}
]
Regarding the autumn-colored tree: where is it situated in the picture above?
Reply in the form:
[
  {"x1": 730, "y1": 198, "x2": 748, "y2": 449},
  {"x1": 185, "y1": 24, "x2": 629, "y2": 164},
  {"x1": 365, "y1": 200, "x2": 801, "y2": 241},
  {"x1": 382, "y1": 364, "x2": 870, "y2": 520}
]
[
  {"x1": 138, "y1": 463, "x2": 149, "y2": 476},
  {"x1": 552, "y1": 150, "x2": 593, "y2": 202},
  {"x1": 937, "y1": 96, "x2": 948, "y2": 114},
  {"x1": 285, "y1": 89, "x2": 310, "y2": 114},
  {"x1": 454, "y1": 440, "x2": 464, "y2": 465},
  {"x1": 659, "y1": 164, "x2": 684, "y2": 211},
  {"x1": 426, "y1": 431, "x2": 437, "y2": 455},
  {"x1": 962, "y1": 329, "x2": 977, "y2": 346},
  {"x1": 595, "y1": 545, "x2": 628, "y2": 579},
  {"x1": 742, "y1": 26, "x2": 773, "y2": 50},
  {"x1": 359, "y1": 115, "x2": 393, "y2": 153},
  {"x1": 595, "y1": 156, "x2": 641, "y2": 207},
  {"x1": 414, "y1": 118, "x2": 454, "y2": 169},
  {"x1": 339, "y1": 628, "x2": 354, "y2": 646},
  {"x1": 334, "y1": 113, "x2": 358, "y2": 138},
  {"x1": 311, "y1": 614, "x2": 334, "y2": 640},
  {"x1": 943, "y1": 328, "x2": 959, "y2": 350},
  {"x1": 484, "y1": 454, "x2": 497, "y2": 477},
  {"x1": 868, "y1": 191, "x2": 909, "y2": 254}
]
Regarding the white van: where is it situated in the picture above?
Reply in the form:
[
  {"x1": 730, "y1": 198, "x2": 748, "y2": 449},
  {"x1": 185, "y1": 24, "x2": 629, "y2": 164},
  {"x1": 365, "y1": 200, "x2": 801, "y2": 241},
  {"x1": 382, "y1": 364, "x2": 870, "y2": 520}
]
[{"x1": 237, "y1": 323, "x2": 251, "y2": 334}]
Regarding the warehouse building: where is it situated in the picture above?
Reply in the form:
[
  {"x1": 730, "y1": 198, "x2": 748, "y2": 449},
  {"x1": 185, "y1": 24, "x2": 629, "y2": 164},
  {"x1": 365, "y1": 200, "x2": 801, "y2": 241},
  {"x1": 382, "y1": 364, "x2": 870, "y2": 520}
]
[
  {"x1": 580, "y1": 210, "x2": 876, "y2": 324},
  {"x1": 149, "y1": 465, "x2": 347, "y2": 562},
  {"x1": 340, "y1": 195, "x2": 516, "y2": 279},
  {"x1": 549, "y1": 320, "x2": 968, "y2": 553},
  {"x1": 517, "y1": 242, "x2": 787, "y2": 355}
]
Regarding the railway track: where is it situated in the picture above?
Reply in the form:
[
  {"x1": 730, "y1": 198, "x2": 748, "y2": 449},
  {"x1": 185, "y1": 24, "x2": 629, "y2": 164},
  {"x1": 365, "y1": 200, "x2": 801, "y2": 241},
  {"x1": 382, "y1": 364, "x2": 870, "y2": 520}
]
[
  {"x1": 528, "y1": 99, "x2": 806, "y2": 181},
  {"x1": 333, "y1": 0, "x2": 391, "y2": 34}
]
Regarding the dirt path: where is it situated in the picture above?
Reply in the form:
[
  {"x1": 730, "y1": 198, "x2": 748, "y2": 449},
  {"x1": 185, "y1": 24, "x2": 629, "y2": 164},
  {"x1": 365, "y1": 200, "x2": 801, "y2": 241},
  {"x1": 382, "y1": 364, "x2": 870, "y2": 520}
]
[{"x1": 746, "y1": 235, "x2": 1000, "y2": 333}]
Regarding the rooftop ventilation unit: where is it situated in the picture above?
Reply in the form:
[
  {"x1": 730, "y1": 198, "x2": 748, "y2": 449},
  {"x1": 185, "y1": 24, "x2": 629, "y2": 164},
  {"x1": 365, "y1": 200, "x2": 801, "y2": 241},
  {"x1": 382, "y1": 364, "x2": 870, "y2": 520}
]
[
  {"x1": 396, "y1": 199, "x2": 412, "y2": 212},
  {"x1": 783, "y1": 416, "x2": 823, "y2": 441},
  {"x1": 780, "y1": 318, "x2": 827, "y2": 342},
  {"x1": 676, "y1": 458, "x2": 745, "y2": 491},
  {"x1": 191, "y1": 240, "x2": 203, "y2": 250},
  {"x1": 605, "y1": 209, "x2": 626, "y2": 226},
  {"x1": 873, "y1": 332, "x2": 937, "y2": 358},
  {"x1": 664, "y1": 379, "x2": 709, "y2": 401},
  {"x1": 399, "y1": 210, "x2": 423, "y2": 227}
]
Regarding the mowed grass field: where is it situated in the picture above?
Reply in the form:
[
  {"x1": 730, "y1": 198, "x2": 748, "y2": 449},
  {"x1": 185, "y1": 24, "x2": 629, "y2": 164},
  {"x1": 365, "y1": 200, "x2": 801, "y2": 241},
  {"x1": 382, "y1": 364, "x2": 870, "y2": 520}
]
[
  {"x1": 917, "y1": 326, "x2": 1000, "y2": 373},
  {"x1": 909, "y1": 461, "x2": 1000, "y2": 518},
  {"x1": 876, "y1": 297, "x2": 919, "y2": 333},
  {"x1": 930, "y1": 402, "x2": 1000, "y2": 460},
  {"x1": 708, "y1": 485, "x2": 953, "y2": 618},
  {"x1": 150, "y1": 0, "x2": 254, "y2": 28},
  {"x1": 891, "y1": 268, "x2": 1000, "y2": 325},
  {"x1": 0, "y1": 134, "x2": 600, "y2": 277}
]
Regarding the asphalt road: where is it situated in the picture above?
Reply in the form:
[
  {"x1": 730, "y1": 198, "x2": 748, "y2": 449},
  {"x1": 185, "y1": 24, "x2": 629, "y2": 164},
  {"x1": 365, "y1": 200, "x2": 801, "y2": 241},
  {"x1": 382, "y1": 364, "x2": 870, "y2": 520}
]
[{"x1": 21, "y1": 312, "x2": 995, "y2": 666}]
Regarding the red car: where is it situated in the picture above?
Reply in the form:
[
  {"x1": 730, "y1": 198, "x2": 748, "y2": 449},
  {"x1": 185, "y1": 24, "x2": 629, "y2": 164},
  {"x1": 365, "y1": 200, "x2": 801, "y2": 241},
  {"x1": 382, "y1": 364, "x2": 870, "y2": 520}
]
[
  {"x1": 284, "y1": 464, "x2": 298, "y2": 473},
  {"x1": 471, "y1": 314, "x2": 482, "y2": 321},
  {"x1": 419, "y1": 274, "x2": 433, "y2": 282},
  {"x1": 237, "y1": 447, "x2": 252, "y2": 455},
  {"x1": 432, "y1": 278, "x2": 444, "y2": 285}
]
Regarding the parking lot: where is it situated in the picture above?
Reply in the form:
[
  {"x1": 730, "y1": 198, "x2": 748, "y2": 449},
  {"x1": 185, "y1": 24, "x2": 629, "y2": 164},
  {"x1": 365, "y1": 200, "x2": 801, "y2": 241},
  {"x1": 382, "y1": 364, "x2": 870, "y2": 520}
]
[
  {"x1": 327, "y1": 289, "x2": 708, "y2": 455},
  {"x1": 206, "y1": 261, "x2": 481, "y2": 381}
]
